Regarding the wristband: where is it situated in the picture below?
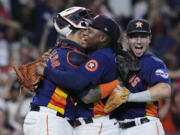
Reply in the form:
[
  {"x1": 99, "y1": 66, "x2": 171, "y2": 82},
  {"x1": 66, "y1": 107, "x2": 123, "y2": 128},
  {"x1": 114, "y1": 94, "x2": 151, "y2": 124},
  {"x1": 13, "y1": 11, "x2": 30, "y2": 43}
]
[{"x1": 128, "y1": 90, "x2": 152, "y2": 102}]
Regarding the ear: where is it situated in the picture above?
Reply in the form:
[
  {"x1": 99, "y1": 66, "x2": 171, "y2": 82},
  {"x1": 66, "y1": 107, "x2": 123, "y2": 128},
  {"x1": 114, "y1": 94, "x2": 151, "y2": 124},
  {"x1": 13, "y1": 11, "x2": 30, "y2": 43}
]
[
  {"x1": 148, "y1": 35, "x2": 152, "y2": 44},
  {"x1": 124, "y1": 34, "x2": 129, "y2": 44},
  {"x1": 99, "y1": 34, "x2": 108, "y2": 44}
]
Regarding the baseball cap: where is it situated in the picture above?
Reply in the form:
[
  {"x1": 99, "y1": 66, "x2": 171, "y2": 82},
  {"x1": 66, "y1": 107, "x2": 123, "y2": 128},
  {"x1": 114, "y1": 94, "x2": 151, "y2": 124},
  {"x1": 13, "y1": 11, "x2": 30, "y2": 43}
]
[
  {"x1": 88, "y1": 15, "x2": 121, "y2": 42},
  {"x1": 126, "y1": 18, "x2": 151, "y2": 35}
]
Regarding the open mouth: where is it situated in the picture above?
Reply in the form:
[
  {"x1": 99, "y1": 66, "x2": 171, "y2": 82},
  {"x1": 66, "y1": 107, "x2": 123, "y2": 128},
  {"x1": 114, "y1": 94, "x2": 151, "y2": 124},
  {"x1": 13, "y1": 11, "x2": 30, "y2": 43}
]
[
  {"x1": 134, "y1": 46, "x2": 144, "y2": 56},
  {"x1": 135, "y1": 46, "x2": 143, "y2": 49}
]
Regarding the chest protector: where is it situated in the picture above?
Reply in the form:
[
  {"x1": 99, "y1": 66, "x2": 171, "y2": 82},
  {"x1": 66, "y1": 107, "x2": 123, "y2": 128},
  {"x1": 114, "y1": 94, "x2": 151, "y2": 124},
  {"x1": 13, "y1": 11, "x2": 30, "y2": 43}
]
[{"x1": 60, "y1": 46, "x2": 87, "y2": 67}]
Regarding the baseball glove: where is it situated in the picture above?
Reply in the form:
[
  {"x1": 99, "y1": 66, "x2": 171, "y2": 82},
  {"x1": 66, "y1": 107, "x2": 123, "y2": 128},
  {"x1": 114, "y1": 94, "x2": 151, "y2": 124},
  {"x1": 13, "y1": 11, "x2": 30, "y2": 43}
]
[
  {"x1": 116, "y1": 50, "x2": 141, "y2": 85},
  {"x1": 13, "y1": 60, "x2": 43, "y2": 92},
  {"x1": 104, "y1": 86, "x2": 130, "y2": 113}
]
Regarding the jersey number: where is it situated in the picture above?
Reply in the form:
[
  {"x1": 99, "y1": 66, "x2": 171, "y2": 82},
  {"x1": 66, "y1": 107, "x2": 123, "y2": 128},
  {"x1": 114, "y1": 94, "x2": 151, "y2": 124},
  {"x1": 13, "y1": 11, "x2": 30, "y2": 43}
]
[
  {"x1": 50, "y1": 54, "x2": 60, "y2": 68},
  {"x1": 129, "y1": 76, "x2": 140, "y2": 87}
]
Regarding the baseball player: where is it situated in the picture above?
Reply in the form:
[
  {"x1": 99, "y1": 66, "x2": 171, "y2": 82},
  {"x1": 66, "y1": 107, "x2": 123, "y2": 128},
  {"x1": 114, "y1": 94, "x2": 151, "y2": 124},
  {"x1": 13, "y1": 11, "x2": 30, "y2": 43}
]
[
  {"x1": 23, "y1": 7, "x2": 94, "y2": 135},
  {"x1": 110, "y1": 18, "x2": 171, "y2": 135},
  {"x1": 36, "y1": 15, "x2": 122, "y2": 135}
]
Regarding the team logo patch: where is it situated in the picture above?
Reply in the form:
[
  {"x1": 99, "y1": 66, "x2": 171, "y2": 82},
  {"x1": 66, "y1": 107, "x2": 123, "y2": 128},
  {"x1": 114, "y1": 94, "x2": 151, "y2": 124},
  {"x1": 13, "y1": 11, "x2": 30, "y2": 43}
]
[
  {"x1": 155, "y1": 69, "x2": 169, "y2": 79},
  {"x1": 85, "y1": 60, "x2": 98, "y2": 72}
]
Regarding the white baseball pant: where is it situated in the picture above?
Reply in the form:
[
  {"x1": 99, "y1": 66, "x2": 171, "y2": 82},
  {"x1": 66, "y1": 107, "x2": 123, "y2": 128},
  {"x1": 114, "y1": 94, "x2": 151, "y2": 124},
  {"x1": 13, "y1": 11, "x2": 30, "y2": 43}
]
[
  {"x1": 23, "y1": 106, "x2": 73, "y2": 135},
  {"x1": 73, "y1": 116, "x2": 119, "y2": 135},
  {"x1": 118, "y1": 116, "x2": 164, "y2": 135}
]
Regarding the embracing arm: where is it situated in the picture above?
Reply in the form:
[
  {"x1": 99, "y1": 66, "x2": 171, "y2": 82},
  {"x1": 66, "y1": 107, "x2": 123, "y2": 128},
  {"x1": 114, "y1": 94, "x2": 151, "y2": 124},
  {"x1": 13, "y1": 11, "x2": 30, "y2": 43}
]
[
  {"x1": 36, "y1": 63, "x2": 90, "y2": 90},
  {"x1": 44, "y1": 66, "x2": 90, "y2": 90},
  {"x1": 81, "y1": 80, "x2": 119, "y2": 104}
]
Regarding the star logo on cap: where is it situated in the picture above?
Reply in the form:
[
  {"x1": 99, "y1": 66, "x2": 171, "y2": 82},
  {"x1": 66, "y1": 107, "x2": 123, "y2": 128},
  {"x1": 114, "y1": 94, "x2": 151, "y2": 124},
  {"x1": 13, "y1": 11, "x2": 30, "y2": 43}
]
[{"x1": 136, "y1": 21, "x2": 143, "y2": 28}]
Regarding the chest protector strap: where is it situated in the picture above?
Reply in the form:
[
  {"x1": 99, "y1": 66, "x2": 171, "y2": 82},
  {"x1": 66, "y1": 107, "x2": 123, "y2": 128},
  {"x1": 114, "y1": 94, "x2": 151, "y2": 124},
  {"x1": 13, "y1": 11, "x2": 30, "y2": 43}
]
[{"x1": 60, "y1": 46, "x2": 87, "y2": 67}]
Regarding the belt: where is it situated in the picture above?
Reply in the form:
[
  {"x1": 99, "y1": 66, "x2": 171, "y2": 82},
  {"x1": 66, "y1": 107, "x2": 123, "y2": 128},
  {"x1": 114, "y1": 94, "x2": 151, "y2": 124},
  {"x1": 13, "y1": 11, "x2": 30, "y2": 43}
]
[
  {"x1": 74, "y1": 116, "x2": 114, "y2": 127},
  {"x1": 119, "y1": 118, "x2": 150, "y2": 129},
  {"x1": 74, "y1": 117, "x2": 93, "y2": 127},
  {"x1": 30, "y1": 105, "x2": 74, "y2": 126}
]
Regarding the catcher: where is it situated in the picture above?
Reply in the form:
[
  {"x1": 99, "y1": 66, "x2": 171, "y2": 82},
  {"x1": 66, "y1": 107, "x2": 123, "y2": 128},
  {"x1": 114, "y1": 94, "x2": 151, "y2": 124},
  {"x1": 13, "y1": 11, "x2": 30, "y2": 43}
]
[{"x1": 14, "y1": 7, "x2": 95, "y2": 135}]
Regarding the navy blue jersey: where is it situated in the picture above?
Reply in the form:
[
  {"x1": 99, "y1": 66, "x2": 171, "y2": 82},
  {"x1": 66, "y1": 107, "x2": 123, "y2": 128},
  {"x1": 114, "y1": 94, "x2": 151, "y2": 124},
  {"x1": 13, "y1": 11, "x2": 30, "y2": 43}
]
[
  {"x1": 44, "y1": 48, "x2": 117, "y2": 118},
  {"x1": 31, "y1": 39, "x2": 87, "y2": 121},
  {"x1": 75, "y1": 48, "x2": 116, "y2": 118},
  {"x1": 110, "y1": 53, "x2": 171, "y2": 120}
]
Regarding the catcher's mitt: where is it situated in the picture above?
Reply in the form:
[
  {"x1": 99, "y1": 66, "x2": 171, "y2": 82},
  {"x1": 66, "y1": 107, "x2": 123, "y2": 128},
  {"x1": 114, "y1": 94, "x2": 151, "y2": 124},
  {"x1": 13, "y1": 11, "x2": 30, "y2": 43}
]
[
  {"x1": 13, "y1": 60, "x2": 43, "y2": 92},
  {"x1": 116, "y1": 50, "x2": 141, "y2": 84},
  {"x1": 104, "y1": 86, "x2": 130, "y2": 113}
]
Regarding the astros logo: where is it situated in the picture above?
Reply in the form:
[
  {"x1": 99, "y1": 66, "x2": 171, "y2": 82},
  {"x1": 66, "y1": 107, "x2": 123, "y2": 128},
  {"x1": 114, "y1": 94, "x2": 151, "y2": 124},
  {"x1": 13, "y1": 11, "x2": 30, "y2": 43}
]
[
  {"x1": 136, "y1": 21, "x2": 143, "y2": 28},
  {"x1": 85, "y1": 60, "x2": 98, "y2": 72}
]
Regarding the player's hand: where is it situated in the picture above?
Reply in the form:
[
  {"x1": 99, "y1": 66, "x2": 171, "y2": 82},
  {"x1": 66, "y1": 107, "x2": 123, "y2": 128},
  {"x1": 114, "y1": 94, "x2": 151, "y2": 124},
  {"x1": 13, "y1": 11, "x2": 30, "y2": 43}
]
[
  {"x1": 41, "y1": 49, "x2": 52, "y2": 62},
  {"x1": 35, "y1": 62, "x2": 47, "y2": 76}
]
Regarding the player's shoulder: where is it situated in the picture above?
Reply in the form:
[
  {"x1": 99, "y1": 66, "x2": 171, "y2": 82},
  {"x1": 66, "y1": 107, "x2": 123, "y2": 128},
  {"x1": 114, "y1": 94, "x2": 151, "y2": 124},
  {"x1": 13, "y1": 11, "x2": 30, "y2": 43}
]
[
  {"x1": 142, "y1": 52, "x2": 164, "y2": 65},
  {"x1": 90, "y1": 48, "x2": 115, "y2": 61},
  {"x1": 141, "y1": 52, "x2": 166, "y2": 72},
  {"x1": 92, "y1": 48, "x2": 114, "y2": 56}
]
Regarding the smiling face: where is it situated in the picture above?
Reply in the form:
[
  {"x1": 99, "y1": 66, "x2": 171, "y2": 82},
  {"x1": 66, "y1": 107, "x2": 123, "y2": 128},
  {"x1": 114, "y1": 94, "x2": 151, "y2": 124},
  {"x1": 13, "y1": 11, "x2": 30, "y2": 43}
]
[
  {"x1": 85, "y1": 26, "x2": 102, "y2": 47},
  {"x1": 82, "y1": 26, "x2": 109, "y2": 52},
  {"x1": 127, "y1": 32, "x2": 151, "y2": 57}
]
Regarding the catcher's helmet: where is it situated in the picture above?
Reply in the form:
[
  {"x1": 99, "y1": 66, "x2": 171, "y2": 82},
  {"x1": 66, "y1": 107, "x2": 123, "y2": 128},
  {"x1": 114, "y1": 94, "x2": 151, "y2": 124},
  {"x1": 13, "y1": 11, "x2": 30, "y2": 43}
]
[{"x1": 53, "y1": 7, "x2": 93, "y2": 37}]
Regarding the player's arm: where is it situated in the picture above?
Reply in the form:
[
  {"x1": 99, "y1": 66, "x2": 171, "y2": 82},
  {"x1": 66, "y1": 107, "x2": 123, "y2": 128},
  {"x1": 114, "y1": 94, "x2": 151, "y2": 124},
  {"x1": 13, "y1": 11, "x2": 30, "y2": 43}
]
[
  {"x1": 81, "y1": 79, "x2": 119, "y2": 104},
  {"x1": 44, "y1": 66, "x2": 91, "y2": 90},
  {"x1": 36, "y1": 52, "x2": 110, "y2": 91},
  {"x1": 125, "y1": 82, "x2": 171, "y2": 102},
  {"x1": 126, "y1": 62, "x2": 171, "y2": 102},
  {"x1": 148, "y1": 82, "x2": 171, "y2": 101}
]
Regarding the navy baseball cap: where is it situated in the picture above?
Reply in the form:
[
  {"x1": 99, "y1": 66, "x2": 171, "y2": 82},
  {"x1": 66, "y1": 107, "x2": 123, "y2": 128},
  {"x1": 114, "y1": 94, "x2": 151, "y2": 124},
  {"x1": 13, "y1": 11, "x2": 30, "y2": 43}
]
[
  {"x1": 88, "y1": 15, "x2": 121, "y2": 42},
  {"x1": 126, "y1": 18, "x2": 151, "y2": 35}
]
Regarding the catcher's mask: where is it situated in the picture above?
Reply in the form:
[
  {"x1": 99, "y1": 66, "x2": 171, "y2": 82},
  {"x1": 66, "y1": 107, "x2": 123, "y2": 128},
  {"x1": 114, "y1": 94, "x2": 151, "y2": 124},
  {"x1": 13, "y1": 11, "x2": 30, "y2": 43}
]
[{"x1": 53, "y1": 6, "x2": 94, "y2": 37}]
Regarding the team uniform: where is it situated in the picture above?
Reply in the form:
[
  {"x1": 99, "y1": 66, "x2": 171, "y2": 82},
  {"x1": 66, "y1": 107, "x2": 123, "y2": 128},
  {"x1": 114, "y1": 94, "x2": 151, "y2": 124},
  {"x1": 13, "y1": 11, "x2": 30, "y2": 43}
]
[
  {"x1": 23, "y1": 39, "x2": 87, "y2": 135},
  {"x1": 111, "y1": 52, "x2": 170, "y2": 135},
  {"x1": 44, "y1": 47, "x2": 120, "y2": 135},
  {"x1": 74, "y1": 48, "x2": 119, "y2": 135},
  {"x1": 42, "y1": 14, "x2": 121, "y2": 135}
]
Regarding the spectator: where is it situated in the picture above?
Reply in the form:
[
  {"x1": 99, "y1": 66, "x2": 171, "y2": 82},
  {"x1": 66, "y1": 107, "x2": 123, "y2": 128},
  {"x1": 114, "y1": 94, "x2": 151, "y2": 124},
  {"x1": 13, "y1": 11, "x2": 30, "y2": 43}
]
[{"x1": 6, "y1": 81, "x2": 23, "y2": 133}]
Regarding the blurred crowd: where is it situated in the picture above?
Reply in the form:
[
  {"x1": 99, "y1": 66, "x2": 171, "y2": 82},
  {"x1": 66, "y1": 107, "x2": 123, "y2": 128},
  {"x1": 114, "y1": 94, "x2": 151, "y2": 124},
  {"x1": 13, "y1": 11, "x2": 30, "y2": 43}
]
[{"x1": 0, "y1": 0, "x2": 180, "y2": 135}]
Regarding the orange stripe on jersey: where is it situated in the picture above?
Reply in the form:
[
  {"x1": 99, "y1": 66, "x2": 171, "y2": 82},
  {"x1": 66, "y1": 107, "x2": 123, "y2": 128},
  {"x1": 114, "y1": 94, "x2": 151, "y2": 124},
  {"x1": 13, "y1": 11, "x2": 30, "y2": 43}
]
[
  {"x1": 67, "y1": 51, "x2": 78, "y2": 68},
  {"x1": 100, "y1": 80, "x2": 119, "y2": 99},
  {"x1": 62, "y1": 46, "x2": 87, "y2": 67},
  {"x1": 145, "y1": 102, "x2": 158, "y2": 117},
  {"x1": 60, "y1": 46, "x2": 87, "y2": 56},
  {"x1": 94, "y1": 101, "x2": 109, "y2": 117},
  {"x1": 49, "y1": 98, "x2": 65, "y2": 108},
  {"x1": 47, "y1": 87, "x2": 68, "y2": 114},
  {"x1": 50, "y1": 92, "x2": 67, "y2": 106}
]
